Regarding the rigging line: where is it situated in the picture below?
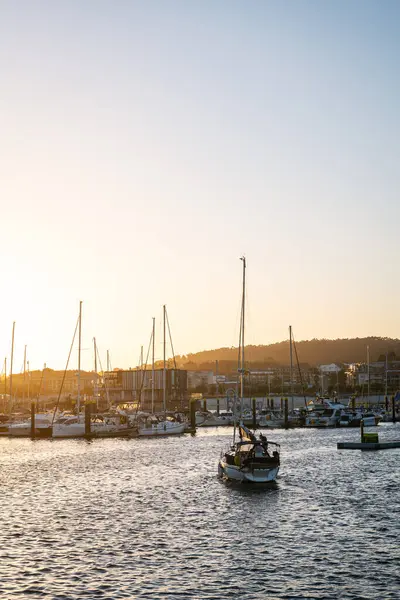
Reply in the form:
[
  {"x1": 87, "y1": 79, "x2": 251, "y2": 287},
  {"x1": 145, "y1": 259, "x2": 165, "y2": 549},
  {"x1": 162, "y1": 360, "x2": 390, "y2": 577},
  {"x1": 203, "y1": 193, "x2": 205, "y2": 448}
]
[
  {"x1": 165, "y1": 308, "x2": 177, "y2": 369},
  {"x1": 292, "y1": 331, "x2": 307, "y2": 408},
  {"x1": 95, "y1": 345, "x2": 110, "y2": 411},
  {"x1": 134, "y1": 326, "x2": 153, "y2": 417},
  {"x1": 36, "y1": 365, "x2": 46, "y2": 407},
  {"x1": 51, "y1": 315, "x2": 79, "y2": 426}
]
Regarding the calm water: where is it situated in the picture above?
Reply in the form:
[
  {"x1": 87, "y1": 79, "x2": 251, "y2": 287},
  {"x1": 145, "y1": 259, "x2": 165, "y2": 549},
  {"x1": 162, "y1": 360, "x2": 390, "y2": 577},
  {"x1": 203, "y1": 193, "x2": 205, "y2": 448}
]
[{"x1": 1, "y1": 425, "x2": 399, "y2": 600}]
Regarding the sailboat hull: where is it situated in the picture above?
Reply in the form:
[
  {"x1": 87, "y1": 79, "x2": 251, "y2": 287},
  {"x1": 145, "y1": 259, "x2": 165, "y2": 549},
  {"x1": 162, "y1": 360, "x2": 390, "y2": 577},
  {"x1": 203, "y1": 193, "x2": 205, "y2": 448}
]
[
  {"x1": 218, "y1": 460, "x2": 279, "y2": 483},
  {"x1": 138, "y1": 422, "x2": 186, "y2": 436}
]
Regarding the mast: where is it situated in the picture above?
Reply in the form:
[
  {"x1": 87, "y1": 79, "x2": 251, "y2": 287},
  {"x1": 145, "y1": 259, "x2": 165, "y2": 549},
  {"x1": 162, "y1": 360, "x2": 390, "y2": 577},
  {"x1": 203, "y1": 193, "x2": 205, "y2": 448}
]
[
  {"x1": 385, "y1": 352, "x2": 388, "y2": 399},
  {"x1": 23, "y1": 344, "x2": 27, "y2": 406},
  {"x1": 163, "y1": 305, "x2": 166, "y2": 416},
  {"x1": 9, "y1": 321, "x2": 15, "y2": 416},
  {"x1": 93, "y1": 337, "x2": 98, "y2": 409},
  {"x1": 289, "y1": 325, "x2": 293, "y2": 411},
  {"x1": 77, "y1": 301, "x2": 82, "y2": 415},
  {"x1": 240, "y1": 257, "x2": 246, "y2": 416},
  {"x1": 367, "y1": 345, "x2": 370, "y2": 407},
  {"x1": 216, "y1": 360, "x2": 219, "y2": 397},
  {"x1": 3, "y1": 357, "x2": 7, "y2": 414},
  {"x1": 152, "y1": 317, "x2": 155, "y2": 414},
  {"x1": 107, "y1": 350, "x2": 110, "y2": 372},
  {"x1": 27, "y1": 360, "x2": 30, "y2": 403}
]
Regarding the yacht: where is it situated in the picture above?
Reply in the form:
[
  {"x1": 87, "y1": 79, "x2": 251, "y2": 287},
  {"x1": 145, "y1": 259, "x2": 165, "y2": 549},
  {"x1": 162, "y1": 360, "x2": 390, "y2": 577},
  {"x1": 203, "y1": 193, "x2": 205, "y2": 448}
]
[{"x1": 305, "y1": 399, "x2": 348, "y2": 427}]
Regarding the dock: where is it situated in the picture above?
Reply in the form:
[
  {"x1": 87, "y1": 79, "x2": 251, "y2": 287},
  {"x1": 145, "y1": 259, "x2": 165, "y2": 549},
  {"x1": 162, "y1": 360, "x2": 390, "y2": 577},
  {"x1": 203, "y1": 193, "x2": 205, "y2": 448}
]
[{"x1": 337, "y1": 441, "x2": 400, "y2": 450}]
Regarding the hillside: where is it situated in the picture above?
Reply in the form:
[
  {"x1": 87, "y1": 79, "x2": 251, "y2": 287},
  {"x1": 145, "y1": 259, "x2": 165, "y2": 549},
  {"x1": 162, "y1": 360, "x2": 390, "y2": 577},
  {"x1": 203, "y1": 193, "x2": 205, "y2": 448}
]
[{"x1": 175, "y1": 337, "x2": 400, "y2": 372}]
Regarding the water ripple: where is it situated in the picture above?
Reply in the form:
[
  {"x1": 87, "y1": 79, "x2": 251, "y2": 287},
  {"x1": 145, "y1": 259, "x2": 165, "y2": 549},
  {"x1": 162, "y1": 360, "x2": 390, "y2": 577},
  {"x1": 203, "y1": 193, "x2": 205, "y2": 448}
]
[{"x1": 0, "y1": 425, "x2": 399, "y2": 599}]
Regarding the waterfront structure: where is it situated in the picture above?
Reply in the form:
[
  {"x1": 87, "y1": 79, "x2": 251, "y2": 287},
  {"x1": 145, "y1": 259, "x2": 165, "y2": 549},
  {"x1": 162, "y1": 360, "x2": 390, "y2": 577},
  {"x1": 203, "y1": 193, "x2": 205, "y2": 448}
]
[
  {"x1": 3, "y1": 369, "x2": 96, "y2": 406},
  {"x1": 102, "y1": 368, "x2": 187, "y2": 411}
]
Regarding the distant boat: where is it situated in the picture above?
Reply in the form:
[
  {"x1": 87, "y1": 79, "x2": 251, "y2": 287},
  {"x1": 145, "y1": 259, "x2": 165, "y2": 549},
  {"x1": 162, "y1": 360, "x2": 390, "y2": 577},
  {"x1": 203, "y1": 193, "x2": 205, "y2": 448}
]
[
  {"x1": 218, "y1": 257, "x2": 281, "y2": 483},
  {"x1": 137, "y1": 307, "x2": 186, "y2": 437}
]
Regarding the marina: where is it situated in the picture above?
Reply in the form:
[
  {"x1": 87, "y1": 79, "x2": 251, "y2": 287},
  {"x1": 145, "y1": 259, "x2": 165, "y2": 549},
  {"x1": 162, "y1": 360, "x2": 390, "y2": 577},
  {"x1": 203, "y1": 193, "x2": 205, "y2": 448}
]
[{"x1": 1, "y1": 424, "x2": 399, "y2": 600}]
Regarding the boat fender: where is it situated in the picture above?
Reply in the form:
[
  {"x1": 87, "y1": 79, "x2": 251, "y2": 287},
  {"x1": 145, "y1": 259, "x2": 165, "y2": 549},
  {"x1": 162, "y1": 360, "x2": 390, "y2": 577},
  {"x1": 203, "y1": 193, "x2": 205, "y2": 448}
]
[{"x1": 234, "y1": 455, "x2": 241, "y2": 467}]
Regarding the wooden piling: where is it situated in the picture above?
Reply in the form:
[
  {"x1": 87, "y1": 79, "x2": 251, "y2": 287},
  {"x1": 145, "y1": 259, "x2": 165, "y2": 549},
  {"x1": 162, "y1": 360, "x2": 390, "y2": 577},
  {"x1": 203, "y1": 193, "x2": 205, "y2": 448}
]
[
  {"x1": 360, "y1": 418, "x2": 364, "y2": 443},
  {"x1": 392, "y1": 395, "x2": 396, "y2": 423},
  {"x1": 30, "y1": 401, "x2": 36, "y2": 439},
  {"x1": 252, "y1": 398, "x2": 257, "y2": 429},
  {"x1": 203, "y1": 398, "x2": 207, "y2": 412},
  {"x1": 270, "y1": 398, "x2": 274, "y2": 410},
  {"x1": 189, "y1": 398, "x2": 196, "y2": 432},
  {"x1": 216, "y1": 398, "x2": 220, "y2": 416},
  {"x1": 284, "y1": 398, "x2": 288, "y2": 428},
  {"x1": 85, "y1": 403, "x2": 91, "y2": 438}
]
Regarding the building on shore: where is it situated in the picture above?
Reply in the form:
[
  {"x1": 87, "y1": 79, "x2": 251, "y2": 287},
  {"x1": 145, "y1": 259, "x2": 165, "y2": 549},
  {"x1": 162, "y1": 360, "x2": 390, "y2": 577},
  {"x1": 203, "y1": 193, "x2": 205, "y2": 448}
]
[{"x1": 102, "y1": 368, "x2": 188, "y2": 411}]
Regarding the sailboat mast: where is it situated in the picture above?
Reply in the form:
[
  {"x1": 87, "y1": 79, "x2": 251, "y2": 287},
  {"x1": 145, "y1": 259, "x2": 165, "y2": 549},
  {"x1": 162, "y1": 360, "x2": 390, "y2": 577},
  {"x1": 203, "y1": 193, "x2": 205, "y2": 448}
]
[
  {"x1": 289, "y1": 325, "x2": 293, "y2": 411},
  {"x1": 4, "y1": 357, "x2": 7, "y2": 399},
  {"x1": 23, "y1": 344, "x2": 27, "y2": 406},
  {"x1": 163, "y1": 305, "x2": 166, "y2": 416},
  {"x1": 385, "y1": 352, "x2": 388, "y2": 399},
  {"x1": 93, "y1": 337, "x2": 98, "y2": 407},
  {"x1": 367, "y1": 345, "x2": 370, "y2": 407},
  {"x1": 9, "y1": 321, "x2": 15, "y2": 416},
  {"x1": 107, "y1": 350, "x2": 110, "y2": 372},
  {"x1": 240, "y1": 257, "x2": 246, "y2": 413},
  {"x1": 152, "y1": 317, "x2": 155, "y2": 414},
  {"x1": 27, "y1": 360, "x2": 30, "y2": 403},
  {"x1": 77, "y1": 301, "x2": 82, "y2": 415}
]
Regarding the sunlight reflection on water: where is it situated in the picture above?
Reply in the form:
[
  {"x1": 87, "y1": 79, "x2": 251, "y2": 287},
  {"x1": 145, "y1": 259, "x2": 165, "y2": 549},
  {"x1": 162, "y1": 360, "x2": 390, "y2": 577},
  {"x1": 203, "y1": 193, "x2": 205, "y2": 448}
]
[{"x1": 0, "y1": 424, "x2": 399, "y2": 599}]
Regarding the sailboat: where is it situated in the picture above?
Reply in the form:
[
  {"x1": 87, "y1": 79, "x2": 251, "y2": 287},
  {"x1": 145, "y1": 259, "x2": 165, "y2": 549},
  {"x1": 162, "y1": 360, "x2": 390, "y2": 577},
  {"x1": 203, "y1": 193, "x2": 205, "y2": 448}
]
[
  {"x1": 53, "y1": 303, "x2": 123, "y2": 438},
  {"x1": 218, "y1": 257, "x2": 281, "y2": 483},
  {"x1": 137, "y1": 308, "x2": 186, "y2": 436}
]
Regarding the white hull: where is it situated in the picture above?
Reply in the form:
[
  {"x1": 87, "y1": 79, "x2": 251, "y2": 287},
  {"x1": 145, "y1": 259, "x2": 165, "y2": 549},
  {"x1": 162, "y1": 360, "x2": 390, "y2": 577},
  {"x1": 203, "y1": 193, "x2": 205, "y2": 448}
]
[
  {"x1": 138, "y1": 422, "x2": 186, "y2": 436},
  {"x1": 218, "y1": 460, "x2": 279, "y2": 483},
  {"x1": 53, "y1": 422, "x2": 122, "y2": 438}
]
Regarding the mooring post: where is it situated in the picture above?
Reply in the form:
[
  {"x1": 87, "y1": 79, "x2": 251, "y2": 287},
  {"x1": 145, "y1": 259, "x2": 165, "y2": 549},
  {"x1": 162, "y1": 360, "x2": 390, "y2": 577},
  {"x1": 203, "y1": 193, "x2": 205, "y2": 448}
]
[
  {"x1": 284, "y1": 397, "x2": 288, "y2": 429},
  {"x1": 351, "y1": 396, "x2": 355, "y2": 411},
  {"x1": 385, "y1": 396, "x2": 389, "y2": 412},
  {"x1": 216, "y1": 397, "x2": 220, "y2": 416},
  {"x1": 30, "y1": 401, "x2": 36, "y2": 439},
  {"x1": 360, "y1": 418, "x2": 364, "y2": 443},
  {"x1": 252, "y1": 397, "x2": 257, "y2": 429},
  {"x1": 392, "y1": 395, "x2": 396, "y2": 423},
  {"x1": 190, "y1": 398, "x2": 196, "y2": 431},
  {"x1": 203, "y1": 398, "x2": 207, "y2": 412},
  {"x1": 271, "y1": 397, "x2": 274, "y2": 410},
  {"x1": 85, "y1": 403, "x2": 91, "y2": 438}
]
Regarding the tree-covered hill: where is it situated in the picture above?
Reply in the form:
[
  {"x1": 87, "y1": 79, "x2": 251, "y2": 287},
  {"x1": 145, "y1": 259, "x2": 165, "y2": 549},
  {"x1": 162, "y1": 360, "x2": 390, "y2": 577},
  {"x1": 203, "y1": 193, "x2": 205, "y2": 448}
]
[{"x1": 175, "y1": 337, "x2": 400, "y2": 372}]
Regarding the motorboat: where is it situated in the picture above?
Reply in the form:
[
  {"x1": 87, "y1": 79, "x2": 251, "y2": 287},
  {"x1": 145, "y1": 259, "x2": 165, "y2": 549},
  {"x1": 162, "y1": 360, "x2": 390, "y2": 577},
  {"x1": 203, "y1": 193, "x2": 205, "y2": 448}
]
[
  {"x1": 338, "y1": 411, "x2": 380, "y2": 427},
  {"x1": 258, "y1": 409, "x2": 284, "y2": 428},
  {"x1": 197, "y1": 410, "x2": 234, "y2": 426},
  {"x1": 218, "y1": 423, "x2": 280, "y2": 483},
  {"x1": 305, "y1": 399, "x2": 347, "y2": 427}
]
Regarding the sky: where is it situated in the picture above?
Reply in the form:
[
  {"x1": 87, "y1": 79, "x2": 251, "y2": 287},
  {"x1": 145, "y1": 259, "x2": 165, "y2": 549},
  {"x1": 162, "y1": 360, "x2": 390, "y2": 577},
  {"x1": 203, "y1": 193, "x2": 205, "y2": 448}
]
[{"x1": 1, "y1": 0, "x2": 400, "y2": 372}]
